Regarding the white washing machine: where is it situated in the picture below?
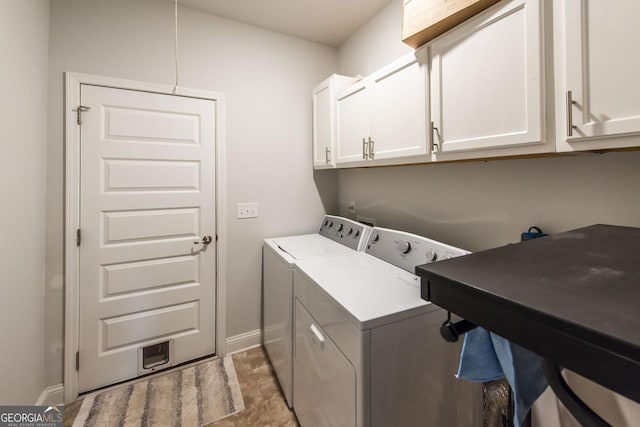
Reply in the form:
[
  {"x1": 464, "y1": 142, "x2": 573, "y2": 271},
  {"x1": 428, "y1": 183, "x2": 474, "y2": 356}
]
[
  {"x1": 263, "y1": 215, "x2": 371, "y2": 407},
  {"x1": 292, "y1": 227, "x2": 482, "y2": 427}
]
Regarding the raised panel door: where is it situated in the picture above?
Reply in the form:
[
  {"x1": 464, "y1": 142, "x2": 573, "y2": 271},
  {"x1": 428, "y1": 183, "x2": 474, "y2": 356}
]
[{"x1": 78, "y1": 85, "x2": 216, "y2": 391}]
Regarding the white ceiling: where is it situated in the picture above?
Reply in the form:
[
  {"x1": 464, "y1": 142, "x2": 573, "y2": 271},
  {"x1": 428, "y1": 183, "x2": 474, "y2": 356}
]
[{"x1": 179, "y1": 0, "x2": 393, "y2": 47}]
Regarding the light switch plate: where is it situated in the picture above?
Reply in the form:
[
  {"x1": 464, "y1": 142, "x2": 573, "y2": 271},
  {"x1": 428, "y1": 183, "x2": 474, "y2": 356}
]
[{"x1": 237, "y1": 202, "x2": 259, "y2": 219}]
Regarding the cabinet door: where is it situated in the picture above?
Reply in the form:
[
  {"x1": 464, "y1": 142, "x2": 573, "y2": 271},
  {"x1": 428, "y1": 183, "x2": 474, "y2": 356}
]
[
  {"x1": 430, "y1": 0, "x2": 544, "y2": 158},
  {"x1": 313, "y1": 79, "x2": 333, "y2": 168},
  {"x1": 558, "y1": 1, "x2": 640, "y2": 150},
  {"x1": 313, "y1": 75, "x2": 357, "y2": 169},
  {"x1": 336, "y1": 82, "x2": 371, "y2": 166},
  {"x1": 371, "y1": 53, "x2": 429, "y2": 161}
]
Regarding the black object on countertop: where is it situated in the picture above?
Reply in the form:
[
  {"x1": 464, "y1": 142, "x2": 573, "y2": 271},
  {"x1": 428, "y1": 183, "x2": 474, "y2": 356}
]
[
  {"x1": 417, "y1": 224, "x2": 640, "y2": 406},
  {"x1": 520, "y1": 225, "x2": 548, "y2": 241}
]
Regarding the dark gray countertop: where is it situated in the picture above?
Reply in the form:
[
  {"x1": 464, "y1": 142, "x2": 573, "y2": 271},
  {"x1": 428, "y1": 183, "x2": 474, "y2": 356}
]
[{"x1": 416, "y1": 224, "x2": 640, "y2": 403}]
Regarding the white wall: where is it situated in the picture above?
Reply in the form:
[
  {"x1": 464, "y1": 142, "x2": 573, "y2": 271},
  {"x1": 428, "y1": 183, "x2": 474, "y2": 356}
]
[
  {"x1": 338, "y1": 0, "x2": 411, "y2": 77},
  {"x1": 0, "y1": 0, "x2": 49, "y2": 404},
  {"x1": 45, "y1": 0, "x2": 338, "y2": 387},
  {"x1": 336, "y1": 1, "x2": 640, "y2": 425}
]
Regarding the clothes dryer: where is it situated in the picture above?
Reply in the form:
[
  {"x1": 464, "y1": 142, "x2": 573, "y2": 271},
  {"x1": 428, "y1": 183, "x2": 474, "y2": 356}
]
[
  {"x1": 262, "y1": 215, "x2": 371, "y2": 407},
  {"x1": 292, "y1": 227, "x2": 482, "y2": 427}
]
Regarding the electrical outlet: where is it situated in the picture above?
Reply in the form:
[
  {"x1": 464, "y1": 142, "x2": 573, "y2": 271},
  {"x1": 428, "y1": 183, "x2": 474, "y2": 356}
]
[
  {"x1": 348, "y1": 200, "x2": 357, "y2": 215},
  {"x1": 237, "y1": 202, "x2": 259, "y2": 219},
  {"x1": 356, "y1": 215, "x2": 376, "y2": 227}
]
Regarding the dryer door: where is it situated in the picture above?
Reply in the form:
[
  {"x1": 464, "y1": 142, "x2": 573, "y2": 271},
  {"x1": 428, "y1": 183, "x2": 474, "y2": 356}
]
[{"x1": 294, "y1": 299, "x2": 356, "y2": 426}]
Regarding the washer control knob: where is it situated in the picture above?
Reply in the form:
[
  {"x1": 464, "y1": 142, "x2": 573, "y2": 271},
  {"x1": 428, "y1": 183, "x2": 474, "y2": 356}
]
[
  {"x1": 347, "y1": 227, "x2": 353, "y2": 235},
  {"x1": 354, "y1": 230, "x2": 360, "y2": 237},
  {"x1": 426, "y1": 249, "x2": 438, "y2": 262},
  {"x1": 371, "y1": 233, "x2": 380, "y2": 243},
  {"x1": 329, "y1": 221, "x2": 334, "y2": 228},
  {"x1": 324, "y1": 219, "x2": 329, "y2": 226},
  {"x1": 399, "y1": 241, "x2": 412, "y2": 254},
  {"x1": 336, "y1": 224, "x2": 344, "y2": 232}
]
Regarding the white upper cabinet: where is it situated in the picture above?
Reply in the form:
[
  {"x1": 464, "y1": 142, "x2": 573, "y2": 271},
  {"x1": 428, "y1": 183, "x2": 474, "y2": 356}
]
[
  {"x1": 556, "y1": 1, "x2": 640, "y2": 151},
  {"x1": 336, "y1": 80, "x2": 371, "y2": 165},
  {"x1": 430, "y1": 0, "x2": 549, "y2": 161},
  {"x1": 313, "y1": 75, "x2": 358, "y2": 169},
  {"x1": 371, "y1": 51, "x2": 429, "y2": 161},
  {"x1": 336, "y1": 49, "x2": 430, "y2": 167}
]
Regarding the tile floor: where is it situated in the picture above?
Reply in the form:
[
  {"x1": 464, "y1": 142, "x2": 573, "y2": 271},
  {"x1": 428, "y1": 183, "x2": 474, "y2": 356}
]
[{"x1": 64, "y1": 346, "x2": 299, "y2": 427}]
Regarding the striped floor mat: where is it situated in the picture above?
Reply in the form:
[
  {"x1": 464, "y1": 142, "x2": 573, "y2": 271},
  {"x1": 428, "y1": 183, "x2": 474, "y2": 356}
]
[{"x1": 72, "y1": 356, "x2": 244, "y2": 427}]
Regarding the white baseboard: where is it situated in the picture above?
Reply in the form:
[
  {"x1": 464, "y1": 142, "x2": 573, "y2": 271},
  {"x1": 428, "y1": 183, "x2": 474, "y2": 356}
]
[
  {"x1": 35, "y1": 383, "x2": 64, "y2": 406},
  {"x1": 225, "y1": 329, "x2": 262, "y2": 355}
]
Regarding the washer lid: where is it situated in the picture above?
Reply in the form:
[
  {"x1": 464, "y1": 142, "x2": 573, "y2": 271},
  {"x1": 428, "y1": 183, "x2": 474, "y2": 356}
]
[
  {"x1": 271, "y1": 234, "x2": 355, "y2": 260},
  {"x1": 295, "y1": 252, "x2": 436, "y2": 330}
]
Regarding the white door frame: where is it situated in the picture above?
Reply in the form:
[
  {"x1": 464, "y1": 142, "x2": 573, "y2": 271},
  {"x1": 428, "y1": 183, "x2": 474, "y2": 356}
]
[{"x1": 63, "y1": 72, "x2": 228, "y2": 403}]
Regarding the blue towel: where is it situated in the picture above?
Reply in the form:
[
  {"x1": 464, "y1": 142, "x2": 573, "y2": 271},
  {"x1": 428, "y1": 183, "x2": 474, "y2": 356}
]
[{"x1": 457, "y1": 328, "x2": 549, "y2": 426}]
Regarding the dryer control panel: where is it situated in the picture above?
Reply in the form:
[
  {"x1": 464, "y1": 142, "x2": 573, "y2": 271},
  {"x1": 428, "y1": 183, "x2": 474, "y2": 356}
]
[
  {"x1": 319, "y1": 215, "x2": 372, "y2": 251},
  {"x1": 365, "y1": 227, "x2": 470, "y2": 273}
]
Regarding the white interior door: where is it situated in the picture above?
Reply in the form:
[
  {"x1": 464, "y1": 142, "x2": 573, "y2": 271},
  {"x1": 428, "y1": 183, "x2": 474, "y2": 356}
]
[{"x1": 78, "y1": 85, "x2": 216, "y2": 392}]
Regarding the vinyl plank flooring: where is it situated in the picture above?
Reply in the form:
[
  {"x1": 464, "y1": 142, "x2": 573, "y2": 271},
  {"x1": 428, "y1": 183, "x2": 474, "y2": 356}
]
[{"x1": 207, "y1": 347, "x2": 299, "y2": 427}]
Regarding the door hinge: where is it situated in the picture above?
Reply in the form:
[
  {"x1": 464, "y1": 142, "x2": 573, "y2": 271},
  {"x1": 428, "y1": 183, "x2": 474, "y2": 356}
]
[
  {"x1": 76, "y1": 351, "x2": 80, "y2": 371},
  {"x1": 73, "y1": 105, "x2": 91, "y2": 125},
  {"x1": 76, "y1": 229, "x2": 81, "y2": 246}
]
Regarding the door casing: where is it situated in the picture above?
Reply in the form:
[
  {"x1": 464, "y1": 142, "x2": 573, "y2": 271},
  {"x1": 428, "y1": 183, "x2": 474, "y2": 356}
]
[{"x1": 63, "y1": 72, "x2": 228, "y2": 403}]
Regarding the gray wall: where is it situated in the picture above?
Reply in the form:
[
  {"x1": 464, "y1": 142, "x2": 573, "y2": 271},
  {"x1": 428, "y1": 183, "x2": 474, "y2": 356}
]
[
  {"x1": 336, "y1": 1, "x2": 640, "y2": 425},
  {"x1": 338, "y1": 153, "x2": 640, "y2": 251},
  {"x1": 45, "y1": 0, "x2": 338, "y2": 387},
  {"x1": 0, "y1": 0, "x2": 49, "y2": 404}
]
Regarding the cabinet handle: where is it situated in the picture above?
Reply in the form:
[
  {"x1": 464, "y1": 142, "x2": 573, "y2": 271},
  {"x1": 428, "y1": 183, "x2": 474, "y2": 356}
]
[
  {"x1": 566, "y1": 91, "x2": 577, "y2": 137},
  {"x1": 431, "y1": 121, "x2": 440, "y2": 152},
  {"x1": 362, "y1": 137, "x2": 368, "y2": 160},
  {"x1": 310, "y1": 324, "x2": 325, "y2": 349},
  {"x1": 368, "y1": 137, "x2": 374, "y2": 160},
  {"x1": 325, "y1": 146, "x2": 331, "y2": 164}
]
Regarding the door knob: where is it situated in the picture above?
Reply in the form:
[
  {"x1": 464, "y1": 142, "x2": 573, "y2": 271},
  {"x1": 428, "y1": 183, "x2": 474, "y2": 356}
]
[{"x1": 194, "y1": 235, "x2": 213, "y2": 245}]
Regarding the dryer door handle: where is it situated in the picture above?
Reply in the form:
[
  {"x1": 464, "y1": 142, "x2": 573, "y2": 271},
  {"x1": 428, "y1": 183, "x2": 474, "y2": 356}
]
[{"x1": 310, "y1": 324, "x2": 325, "y2": 349}]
